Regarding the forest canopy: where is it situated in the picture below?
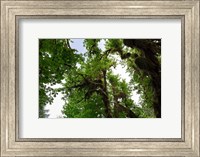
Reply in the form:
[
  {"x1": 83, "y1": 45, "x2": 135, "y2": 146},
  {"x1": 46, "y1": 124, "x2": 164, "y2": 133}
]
[{"x1": 39, "y1": 39, "x2": 161, "y2": 118}]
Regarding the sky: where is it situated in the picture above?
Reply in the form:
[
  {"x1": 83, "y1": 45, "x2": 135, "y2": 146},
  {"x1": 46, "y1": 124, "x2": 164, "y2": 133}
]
[{"x1": 44, "y1": 39, "x2": 140, "y2": 118}]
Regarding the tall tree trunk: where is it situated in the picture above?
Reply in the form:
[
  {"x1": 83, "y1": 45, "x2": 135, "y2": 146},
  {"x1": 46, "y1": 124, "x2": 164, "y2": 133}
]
[
  {"x1": 123, "y1": 39, "x2": 161, "y2": 118},
  {"x1": 152, "y1": 75, "x2": 161, "y2": 118},
  {"x1": 111, "y1": 81, "x2": 138, "y2": 118},
  {"x1": 102, "y1": 70, "x2": 112, "y2": 118}
]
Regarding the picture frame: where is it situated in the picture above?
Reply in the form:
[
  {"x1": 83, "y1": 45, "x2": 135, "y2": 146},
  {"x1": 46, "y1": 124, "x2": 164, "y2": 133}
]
[{"x1": 0, "y1": 0, "x2": 199, "y2": 156}]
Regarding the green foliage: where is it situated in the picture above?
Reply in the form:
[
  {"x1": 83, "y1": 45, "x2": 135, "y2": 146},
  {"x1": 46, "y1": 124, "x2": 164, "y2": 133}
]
[
  {"x1": 39, "y1": 39, "x2": 80, "y2": 117},
  {"x1": 105, "y1": 39, "x2": 123, "y2": 51},
  {"x1": 39, "y1": 39, "x2": 161, "y2": 118},
  {"x1": 124, "y1": 39, "x2": 161, "y2": 117},
  {"x1": 63, "y1": 92, "x2": 105, "y2": 118}
]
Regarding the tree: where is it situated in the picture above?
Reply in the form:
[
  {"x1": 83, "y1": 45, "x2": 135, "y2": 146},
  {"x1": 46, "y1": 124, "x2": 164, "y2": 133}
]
[
  {"x1": 39, "y1": 39, "x2": 80, "y2": 117},
  {"x1": 124, "y1": 39, "x2": 161, "y2": 117},
  {"x1": 39, "y1": 39, "x2": 161, "y2": 118}
]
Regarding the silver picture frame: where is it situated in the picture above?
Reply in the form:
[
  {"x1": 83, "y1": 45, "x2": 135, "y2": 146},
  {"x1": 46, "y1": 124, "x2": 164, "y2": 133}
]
[{"x1": 1, "y1": 0, "x2": 199, "y2": 156}]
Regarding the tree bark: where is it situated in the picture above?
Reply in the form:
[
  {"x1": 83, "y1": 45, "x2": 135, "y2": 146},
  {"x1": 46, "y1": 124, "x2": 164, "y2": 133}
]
[
  {"x1": 102, "y1": 70, "x2": 112, "y2": 118},
  {"x1": 123, "y1": 39, "x2": 161, "y2": 118},
  {"x1": 111, "y1": 80, "x2": 138, "y2": 118}
]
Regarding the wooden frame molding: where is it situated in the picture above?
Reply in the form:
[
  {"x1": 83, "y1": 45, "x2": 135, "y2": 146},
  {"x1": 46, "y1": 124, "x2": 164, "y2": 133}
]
[{"x1": 1, "y1": 0, "x2": 199, "y2": 156}]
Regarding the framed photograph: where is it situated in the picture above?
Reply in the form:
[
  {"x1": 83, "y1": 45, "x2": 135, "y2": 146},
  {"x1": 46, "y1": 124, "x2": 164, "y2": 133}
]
[{"x1": 0, "y1": 0, "x2": 199, "y2": 156}]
